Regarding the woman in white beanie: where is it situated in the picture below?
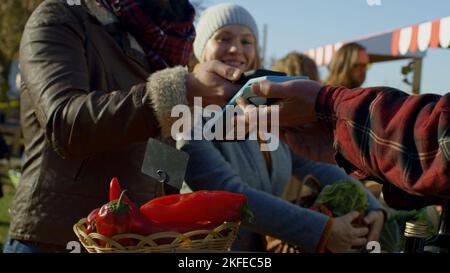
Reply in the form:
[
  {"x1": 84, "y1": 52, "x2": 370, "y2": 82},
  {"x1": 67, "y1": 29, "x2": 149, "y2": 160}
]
[
  {"x1": 179, "y1": 3, "x2": 385, "y2": 253},
  {"x1": 193, "y1": 3, "x2": 260, "y2": 71}
]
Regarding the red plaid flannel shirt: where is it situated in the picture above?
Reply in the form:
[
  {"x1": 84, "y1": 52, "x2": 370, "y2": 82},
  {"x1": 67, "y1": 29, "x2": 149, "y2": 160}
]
[{"x1": 316, "y1": 85, "x2": 449, "y2": 201}]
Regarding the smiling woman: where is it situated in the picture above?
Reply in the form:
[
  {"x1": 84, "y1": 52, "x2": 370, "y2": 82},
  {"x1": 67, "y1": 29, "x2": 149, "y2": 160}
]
[
  {"x1": 202, "y1": 25, "x2": 256, "y2": 71},
  {"x1": 201, "y1": 25, "x2": 258, "y2": 72},
  {"x1": 193, "y1": 3, "x2": 261, "y2": 71}
]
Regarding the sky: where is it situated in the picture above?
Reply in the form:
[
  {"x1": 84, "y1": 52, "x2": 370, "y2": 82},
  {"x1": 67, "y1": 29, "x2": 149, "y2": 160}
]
[{"x1": 202, "y1": 0, "x2": 450, "y2": 95}]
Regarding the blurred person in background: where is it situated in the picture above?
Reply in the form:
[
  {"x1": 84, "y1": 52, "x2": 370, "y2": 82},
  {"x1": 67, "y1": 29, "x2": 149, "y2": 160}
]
[
  {"x1": 271, "y1": 51, "x2": 320, "y2": 81},
  {"x1": 324, "y1": 43, "x2": 370, "y2": 88}
]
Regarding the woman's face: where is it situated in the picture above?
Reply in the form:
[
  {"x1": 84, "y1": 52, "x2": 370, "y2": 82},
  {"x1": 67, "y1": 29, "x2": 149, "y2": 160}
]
[{"x1": 202, "y1": 24, "x2": 257, "y2": 72}]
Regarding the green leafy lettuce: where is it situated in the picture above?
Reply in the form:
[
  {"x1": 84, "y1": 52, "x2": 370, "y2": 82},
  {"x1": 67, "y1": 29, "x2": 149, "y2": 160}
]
[{"x1": 315, "y1": 180, "x2": 369, "y2": 217}]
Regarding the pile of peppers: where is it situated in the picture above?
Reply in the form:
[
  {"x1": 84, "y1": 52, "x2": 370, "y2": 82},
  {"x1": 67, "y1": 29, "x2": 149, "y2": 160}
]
[{"x1": 85, "y1": 178, "x2": 252, "y2": 245}]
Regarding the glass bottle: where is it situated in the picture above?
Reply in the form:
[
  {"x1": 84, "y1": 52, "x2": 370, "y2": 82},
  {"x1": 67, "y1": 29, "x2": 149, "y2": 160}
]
[
  {"x1": 424, "y1": 201, "x2": 450, "y2": 253},
  {"x1": 403, "y1": 221, "x2": 428, "y2": 253}
]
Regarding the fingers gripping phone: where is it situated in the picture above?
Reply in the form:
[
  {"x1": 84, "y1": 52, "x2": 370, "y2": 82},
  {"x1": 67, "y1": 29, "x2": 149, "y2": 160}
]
[{"x1": 228, "y1": 69, "x2": 308, "y2": 106}]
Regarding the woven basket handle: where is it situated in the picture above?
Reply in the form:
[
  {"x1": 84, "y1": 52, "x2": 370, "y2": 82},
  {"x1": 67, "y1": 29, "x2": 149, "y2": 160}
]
[{"x1": 294, "y1": 174, "x2": 322, "y2": 206}]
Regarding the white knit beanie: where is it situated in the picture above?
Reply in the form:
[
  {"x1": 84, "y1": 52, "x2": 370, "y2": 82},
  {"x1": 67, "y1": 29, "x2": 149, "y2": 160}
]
[{"x1": 193, "y1": 3, "x2": 259, "y2": 61}]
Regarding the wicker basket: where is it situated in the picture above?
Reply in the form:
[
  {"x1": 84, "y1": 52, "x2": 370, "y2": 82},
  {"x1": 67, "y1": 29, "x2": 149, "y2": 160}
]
[{"x1": 73, "y1": 218, "x2": 240, "y2": 253}]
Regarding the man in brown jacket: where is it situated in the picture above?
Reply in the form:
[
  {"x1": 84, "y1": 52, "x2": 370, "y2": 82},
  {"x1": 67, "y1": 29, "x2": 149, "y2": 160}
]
[{"x1": 4, "y1": 0, "x2": 241, "y2": 252}]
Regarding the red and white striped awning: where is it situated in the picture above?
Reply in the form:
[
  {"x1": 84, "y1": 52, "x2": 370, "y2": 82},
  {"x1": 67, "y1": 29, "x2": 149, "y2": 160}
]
[
  {"x1": 305, "y1": 16, "x2": 450, "y2": 66},
  {"x1": 306, "y1": 42, "x2": 344, "y2": 67},
  {"x1": 391, "y1": 16, "x2": 450, "y2": 55}
]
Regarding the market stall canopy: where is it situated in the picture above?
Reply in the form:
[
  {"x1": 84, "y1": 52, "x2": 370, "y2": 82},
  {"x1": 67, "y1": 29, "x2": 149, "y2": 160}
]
[{"x1": 305, "y1": 16, "x2": 450, "y2": 66}]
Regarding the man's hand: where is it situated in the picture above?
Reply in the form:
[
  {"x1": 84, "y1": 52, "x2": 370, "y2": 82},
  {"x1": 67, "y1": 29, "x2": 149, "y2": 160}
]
[
  {"x1": 280, "y1": 123, "x2": 336, "y2": 164},
  {"x1": 251, "y1": 79, "x2": 323, "y2": 126},
  {"x1": 364, "y1": 210, "x2": 385, "y2": 242},
  {"x1": 326, "y1": 212, "x2": 369, "y2": 253},
  {"x1": 186, "y1": 60, "x2": 242, "y2": 107},
  {"x1": 235, "y1": 82, "x2": 336, "y2": 164}
]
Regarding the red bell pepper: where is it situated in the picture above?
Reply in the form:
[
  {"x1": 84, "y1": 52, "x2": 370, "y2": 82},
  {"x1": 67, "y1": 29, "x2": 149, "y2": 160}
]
[
  {"x1": 86, "y1": 190, "x2": 155, "y2": 246},
  {"x1": 86, "y1": 208, "x2": 99, "y2": 234},
  {"x1": 95, "y1": 190, "x2": 131, "y2": 238},
  {"x1": 108, "y1": 178, "x2": 166, "y2": 236},
  {"x1": 140, "y1": 190, "x2": 253, "y2": 225},
  {"x1": 93, "y1": 190, "x2": 137, "y2": 246}
]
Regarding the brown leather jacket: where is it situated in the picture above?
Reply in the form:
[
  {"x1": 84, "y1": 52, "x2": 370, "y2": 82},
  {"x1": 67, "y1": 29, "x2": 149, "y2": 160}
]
[{"x1": 9, "y1": 0, "x2": 188, "y2": 249}]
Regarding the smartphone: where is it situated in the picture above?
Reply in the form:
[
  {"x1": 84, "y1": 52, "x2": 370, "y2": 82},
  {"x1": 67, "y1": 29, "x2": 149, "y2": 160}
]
[
  {"x1": 227, "y1": 75, "x2": 309, "y2": 106},
  {"x1": 233, "y1": 69, "x2": 287, "y2": 85}
]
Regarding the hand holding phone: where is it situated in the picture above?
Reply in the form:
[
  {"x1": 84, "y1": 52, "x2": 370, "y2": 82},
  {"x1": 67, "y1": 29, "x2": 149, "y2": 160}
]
[{"x1": 228, "y1": 74, "x2": 309, "y2": 106}]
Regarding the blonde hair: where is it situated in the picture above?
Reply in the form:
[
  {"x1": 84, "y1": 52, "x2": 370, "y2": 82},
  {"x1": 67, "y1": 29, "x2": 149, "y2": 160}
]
[
  {"x1": 248, "y1": 46, "x2": 261, "y2": 70},
  {"x1": 324, "y1": 43, "x2": 367, "y2": 87},
  {"x1": 271, "y1": 52, "x2": 319, "y2": 81}
]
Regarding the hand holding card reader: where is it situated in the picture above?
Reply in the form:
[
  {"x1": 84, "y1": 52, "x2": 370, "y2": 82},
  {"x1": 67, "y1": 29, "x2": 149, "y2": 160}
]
[{"x1": 228, "y1": 69, "x2": 308, "y2": 106}]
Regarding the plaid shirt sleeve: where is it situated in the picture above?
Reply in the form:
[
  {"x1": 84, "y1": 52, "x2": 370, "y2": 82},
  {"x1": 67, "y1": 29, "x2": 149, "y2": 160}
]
[{"x1": 315, "y1": 85, "x2": 450, "y2": 199}]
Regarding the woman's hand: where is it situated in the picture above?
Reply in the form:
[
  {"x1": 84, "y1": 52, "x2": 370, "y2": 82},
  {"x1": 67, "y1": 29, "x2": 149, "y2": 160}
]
[
  {"x1": 364, "y1": 210, "x2": 385, "y2": 242},
  {"x1": 326, "y1": 211, "x2": 369, "y2": 253},
  {"x1": 186, "y1": 60, "x2": 242, "y2": 107}
]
